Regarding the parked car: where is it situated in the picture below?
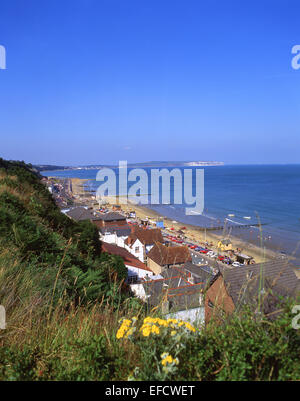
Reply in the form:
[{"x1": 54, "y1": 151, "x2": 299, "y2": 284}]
[
  {"x1": 222, "y1": 257, "x2": 232, "y2": 264},
  {"x1": 232, "y1": 261, "x2": 242, "y2": 267},
  {"x1": 199, "y1": 249, "x2": 210, "y2": 254}
]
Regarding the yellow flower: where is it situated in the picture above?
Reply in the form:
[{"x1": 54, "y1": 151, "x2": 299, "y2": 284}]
[
  {"x1": 171, "y1": 330, "x2": 177, "y2": 336},
  {"x1": 151, "y1": 325, "x2": 160, "y2": 335},
  {"x1": 161, "y1": 355, "x2": 174, "y2": 366},
  {"x1": 140, "y1": 323, "x2": 151, "y2": 331},
  {"x1": 184, "y1": 322, "x2": 196, "y2": 332},
  {"x1": 157, "y1": 319, "x2": 168, "y2": 327},
  {"x1": 167, "y1": 318, "x2": 175, "y2": 324},
  {"x1": 142, "y1": 327, "x2": 151, "y2": 337},
  {"x1": 116, "y1": 328, "x2": 125, "y2": 339},
  {"x1": 116, "y1": 317, "x2": 134, "y2": 339},
  {"x1": 125, "y1": 328, "x2": 134, "y2": 338}
]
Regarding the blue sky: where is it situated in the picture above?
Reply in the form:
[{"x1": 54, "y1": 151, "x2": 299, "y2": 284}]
[{"x1": 0, "y1": 0, "x2": 299, "y2": 165}]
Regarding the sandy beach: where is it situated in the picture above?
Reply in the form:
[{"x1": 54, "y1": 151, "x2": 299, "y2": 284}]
[
  {"x1": 70, "y1": 178, "x2": 90, "y2": 198},
  {"x1": 63, "y1": 178, "x2": 288, "y2": 264},
  {"x1": 112, "y1": 198, "x2": 281, "y2": 263}
]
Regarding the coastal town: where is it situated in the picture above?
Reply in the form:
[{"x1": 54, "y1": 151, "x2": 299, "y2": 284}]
[
  {"x1": 2, "y1": 0, "x2": 300, "y2": 383},
  {"x1": 42, "y1": 175, "x2": 300, "y2": 325}
]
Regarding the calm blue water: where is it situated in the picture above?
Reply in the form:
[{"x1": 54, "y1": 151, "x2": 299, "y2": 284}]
[{"x1": 42, "y1": 165, "x2": 300, "y2": 258}]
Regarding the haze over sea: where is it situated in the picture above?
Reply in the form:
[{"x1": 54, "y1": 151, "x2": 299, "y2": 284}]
[{"x1": 42, "y1": 164, "x2": 300, "y2": 260}]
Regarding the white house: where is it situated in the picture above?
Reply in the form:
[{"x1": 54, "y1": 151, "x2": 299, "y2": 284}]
[
  {"x1": 99, "y1": 227, "x2": 131, "y2": 248},
  {"x1": 101, "y1": 242, "x2": 155, "y2": 284},
  {"x1": 124, "y1": 237, "x2": 144, "y2": 262},
  {"x1": 124, "y1": 227, "x2": 164, "y2": 263},
  {"x1": 126, "y1": 263, "x2": 154, "y2": 284}
]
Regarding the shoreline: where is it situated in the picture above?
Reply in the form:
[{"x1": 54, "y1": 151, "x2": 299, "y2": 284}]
[
  {"x1": 52, "y1": 177, "x2": 296, "y2": 264},
  {"x1": 115, "y1": 199, "x2": 282, "y2": 263},
  {"x1": 90, "y1": 192, "x2": 283, "y2": 264}
]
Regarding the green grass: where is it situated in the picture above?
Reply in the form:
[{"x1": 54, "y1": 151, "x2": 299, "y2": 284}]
[{"x1": 0, "y1": 297, "x2": 299, "y2": 380}]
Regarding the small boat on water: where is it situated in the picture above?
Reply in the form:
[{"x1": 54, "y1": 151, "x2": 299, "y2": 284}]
[
  {"x1": 228, "y1": 214, "x2": 235, "y2": 217},
  {"x1": 243, "y1": 216, "x2": 251, "y2": 220}
]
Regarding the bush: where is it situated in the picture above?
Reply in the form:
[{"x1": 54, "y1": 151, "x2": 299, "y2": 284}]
[{"x1": 0, "y1": 159, "x2": 128, "y2": 310}]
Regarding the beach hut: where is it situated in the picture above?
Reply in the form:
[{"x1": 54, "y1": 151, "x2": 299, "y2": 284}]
[
  {"x1": 156, "y1": 220, "x2": 165, "y2": 229},
  {"x1": 217, "y1": 238, "x2": 233, "y2": 252},
  {"x1": 235, "y1": 253, "x2": 253, "y2": 265}
]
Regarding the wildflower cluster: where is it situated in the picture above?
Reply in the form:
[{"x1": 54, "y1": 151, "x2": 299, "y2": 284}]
[
  {"x1": 161, "y1": 352, "x2": 179, "y2": 366},
  {"x1": 116, "y1": 318, "x2": 136, "y2": 339},
  {"x1": 116, "y1": 316, "x2": 197, "y2": 340},
  {"x1": 160, "y1": 352, "x2": 180, "y2": 374},
  {"x1": 139, "y1": 317, "x2": 196, "y2": 337},
  {"x1": 117, "y1": 316, "x2": 197, "y2": 380}
]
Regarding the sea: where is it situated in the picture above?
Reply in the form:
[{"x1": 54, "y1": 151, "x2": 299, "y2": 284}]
[{"x1": 42, "y1": 164, "x2": 300, "y2": 262}]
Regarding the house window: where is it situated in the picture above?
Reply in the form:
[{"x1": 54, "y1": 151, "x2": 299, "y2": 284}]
[
  {"x1": 208, "y1": 300, "x2": 214, "y2": 308},
  {"x1": 127, "y1": 275, "x2": 138, "y2": 284},
  {"x1": 135, "y1": 247, "x2": 139, "y2": 252}
]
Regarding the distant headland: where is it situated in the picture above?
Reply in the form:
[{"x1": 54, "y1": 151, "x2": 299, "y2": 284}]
[{"x1": 34, "y1": 161, "x2": 224, "y2": 172}]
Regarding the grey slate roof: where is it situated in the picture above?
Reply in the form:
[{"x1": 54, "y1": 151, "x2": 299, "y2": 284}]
[
  {"x1": 100, "y1": 227, "x2": 131, "y2": 237},
  {"x1": 142, "y1": 264, "x2": 213, "y2": 313},
  {"x1": 184, "y1": 262, "x2": 215, "y2": 285},
  {"x1": 65, "y1": 207, "x2": 99, "y2": 221},
  {"x1": 220, "y1": 260, "x2": 300, "y2": 316},
  {"x1": 97, "y1": 212, "x2": 126, "y2": 221},
  {"x1": 220, "y1": 238, "x2": 232, "y2": 245}
]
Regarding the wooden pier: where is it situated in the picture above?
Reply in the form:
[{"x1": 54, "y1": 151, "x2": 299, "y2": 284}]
[{"x1": 197, "y1": 222, "x2": 267, "y2": 232}]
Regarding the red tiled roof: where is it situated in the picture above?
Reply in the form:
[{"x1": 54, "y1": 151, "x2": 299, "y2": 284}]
[
  {"x1": 147, "y1": 242, "x2": 192, "y2": 266},
  {"x1": 125, "y1": 227, "x2": 164, "y2": 247},
  {"x1": 101, "y1": 242, "x2": 153, "y2": 272}
]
